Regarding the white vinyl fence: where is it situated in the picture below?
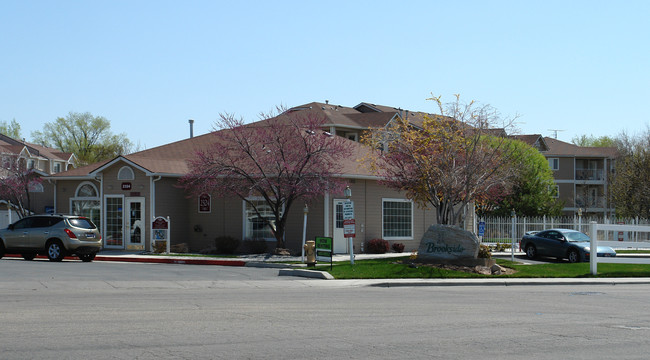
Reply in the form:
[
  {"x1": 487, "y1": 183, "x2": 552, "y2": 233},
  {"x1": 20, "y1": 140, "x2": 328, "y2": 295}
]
[
  {"x1": 477, "y1": 216, "x2": 650, "y2": 249},
  {"x1": 589, "y1": 222, "x2": 650, "y2": 275}
]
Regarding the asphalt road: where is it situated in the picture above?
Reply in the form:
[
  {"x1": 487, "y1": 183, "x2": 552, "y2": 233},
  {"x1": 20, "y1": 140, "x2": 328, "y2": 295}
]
[{"x1": 2, "y1": 259, "x2": 650, "y2": 359}]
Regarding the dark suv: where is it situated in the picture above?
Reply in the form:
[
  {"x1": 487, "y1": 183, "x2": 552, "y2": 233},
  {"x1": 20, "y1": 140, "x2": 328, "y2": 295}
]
[{"x1": 0, "y1": 214, "x2": 102, "y2": 262}]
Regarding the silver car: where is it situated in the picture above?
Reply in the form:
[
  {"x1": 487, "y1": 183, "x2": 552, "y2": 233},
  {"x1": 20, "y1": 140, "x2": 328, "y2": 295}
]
[{"x1": 0, "y1": 214, "x2": 102, "y2": 262}]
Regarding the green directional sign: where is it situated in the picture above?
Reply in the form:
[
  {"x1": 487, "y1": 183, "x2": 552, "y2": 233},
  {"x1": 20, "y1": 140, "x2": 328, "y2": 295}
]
[
  {"x1": 315, "y1": 236, "x2": 332, "y2": 250},
  {"x1": 315, "y1": 236, "x2": 332, "y2": 263}
]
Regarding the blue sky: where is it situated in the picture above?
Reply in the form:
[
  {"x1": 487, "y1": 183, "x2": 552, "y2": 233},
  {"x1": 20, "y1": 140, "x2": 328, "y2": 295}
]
[{"x1": 1, "y1": 0, "x2": 648, "y2": 150}]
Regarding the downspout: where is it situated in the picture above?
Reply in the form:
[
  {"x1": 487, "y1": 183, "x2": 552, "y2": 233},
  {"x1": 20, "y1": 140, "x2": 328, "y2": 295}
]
[
  {"x1": 49, "y1": 179, "x2": 57, "y2": 213},
  {"x1": 323, "y1": 192, "x2": 330, "y2": 237},
  {"x1": 150, "y1": 176, "x2": 162, "y2": 252},
  {"x1": 96, "y1": 174, "x2": 103, "y2": 241}
]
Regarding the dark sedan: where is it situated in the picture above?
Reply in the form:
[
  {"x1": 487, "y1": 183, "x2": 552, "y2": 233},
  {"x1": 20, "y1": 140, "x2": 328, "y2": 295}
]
[{"x1": 520, "y1": 229, "x2": 616, "y2": 263}]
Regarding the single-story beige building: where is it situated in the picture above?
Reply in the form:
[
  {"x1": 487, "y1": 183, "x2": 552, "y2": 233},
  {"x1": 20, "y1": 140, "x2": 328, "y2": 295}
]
[{"x1": 49, "y1": 102, "x2": 451, "y2": 254}]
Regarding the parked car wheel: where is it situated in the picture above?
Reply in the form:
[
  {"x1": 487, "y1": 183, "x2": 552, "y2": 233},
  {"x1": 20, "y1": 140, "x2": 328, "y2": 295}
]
[
  {"x1": 46, "y1": 240, "x2": 66, "y2": 262},
  {"x1": 525, "y1": 244, "x2": 537, "y2": 259},
  {"x1": 78, "y1": 253, "x2": 96, "y2": 262},
  {"x1": 0, "y1": 242, "x2": 5, "y2": 259},
  {"x1": 22, "y1": 253, "x2": 36, "y2": 261},
  {"x1": 567, "y1": 248, "x2": 580, "y2": 263}
]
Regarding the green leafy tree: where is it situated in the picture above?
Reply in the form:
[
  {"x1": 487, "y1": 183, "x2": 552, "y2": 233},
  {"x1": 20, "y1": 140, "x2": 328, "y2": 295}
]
[
  {"x1": 31, "y1": 112, "x2": 134, "y2": 166},
  {"x1": 477, "y1": 139, "x2": 563, "y2": 217},
  {"x1": 0, "y1": 119, "x2": 21, "y2": 139},
  {"x1": 572, "y1": 134, "x2": 616, "y2": 147}
]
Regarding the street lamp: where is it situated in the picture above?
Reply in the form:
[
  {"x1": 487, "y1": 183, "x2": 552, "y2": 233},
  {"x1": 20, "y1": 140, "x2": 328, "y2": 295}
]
[
  {"x1": 344, "y1": 186, "x2": 352, "y2": 199},
  {"x1": 578, "y1": 208, "x2": 583, "y2": 232}
]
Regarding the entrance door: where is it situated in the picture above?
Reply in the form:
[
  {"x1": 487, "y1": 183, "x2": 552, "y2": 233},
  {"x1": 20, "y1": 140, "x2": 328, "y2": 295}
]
[
  {"x1": 104, "y1": 196, "x2": 124, "y2": 249},
  {"x1": 333, "y1": 199, "x2": 348, "y2": 254},
  {"x1": 126, "y1": 198, "x2": 145, "y2": 250}
]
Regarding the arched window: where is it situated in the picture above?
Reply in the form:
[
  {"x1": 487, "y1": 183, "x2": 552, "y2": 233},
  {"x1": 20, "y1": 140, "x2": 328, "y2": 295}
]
[
  {"x1": 28, "y1": 182, "x2": 44, "y2": 193},
  {"x1": 118, "y1": 166, "x2": 135, "y2": 180},
  {"x1": 76, "y1": 182, "x2": 98, "y2": 197},
  {"x1": 71, "y1": 182, "x2": 100, "y2": 229}
]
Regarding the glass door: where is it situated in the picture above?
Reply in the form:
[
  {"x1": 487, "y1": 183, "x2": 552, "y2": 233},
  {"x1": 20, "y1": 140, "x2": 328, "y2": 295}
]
[
  {"x1": 332, "y1": 199, "x2": 348, "y2": 254},
  {"x1": 126, "y1": 198, "x2": 145, "y2": 250},
  {"x1": 104, "y1": 196, "x2": 124, "y2": 249}
]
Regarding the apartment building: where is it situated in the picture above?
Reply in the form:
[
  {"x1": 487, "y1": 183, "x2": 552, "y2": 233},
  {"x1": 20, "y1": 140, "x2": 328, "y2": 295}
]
[
  {"x1": 0, "y1": 134, "x2": 76, "y2": 222},
  {"x1": 542, "y1": 136, "x2": 618, "y2": 217}
]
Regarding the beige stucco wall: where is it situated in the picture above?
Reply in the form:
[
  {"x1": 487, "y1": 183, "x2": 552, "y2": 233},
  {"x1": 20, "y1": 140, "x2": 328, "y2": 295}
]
[
  {"x1": 349, "y1": 179, "x2": 436, "y2": 253},
  {"x1": 29, "y1": 180, "x2": 55, "y2": 214},
  {"x1": 52, "y1": 170, "x2": 438, "y2": 254}
]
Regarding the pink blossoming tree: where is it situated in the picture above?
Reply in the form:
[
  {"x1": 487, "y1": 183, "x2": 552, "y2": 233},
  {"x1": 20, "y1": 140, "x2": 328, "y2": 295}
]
[
  {"x1": 0, "y1": 155, "x2": 42, "y2": 219},
  {"x1": 180, "y1": 107, "x2": 354, "y2": 249}
]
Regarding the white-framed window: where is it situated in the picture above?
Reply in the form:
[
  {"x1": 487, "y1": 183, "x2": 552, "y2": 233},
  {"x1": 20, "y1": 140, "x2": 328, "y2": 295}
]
[
  {"x1": 27, "y1": 159, "x2": 35, "y2": 169},
  {"x1": 243, "y1": 198, "x2": 282, "y2": 241},
  {"x1": 71, "y1": 182, "x2": 101, "y2": 230},
  {"x1": 53, "y1": 162, "x2": 61, "y2": 173},
  {"x1": 382, "y1": 198, "x2": 413, "y2": 240},
  {"x1": 548, "y1": 158, "x2": 559, "y2": 171},
  {"x1": 117, "y1": 166, "x2": 135, "y2": 180},
  {"x1": 76, "y1": 182, "x2": 98, "y2": 197}
]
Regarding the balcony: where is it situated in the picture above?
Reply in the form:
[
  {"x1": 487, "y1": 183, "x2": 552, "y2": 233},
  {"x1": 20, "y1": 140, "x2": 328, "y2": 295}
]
[
  {"x1": 575, "y1": 169, "x2": 604, "y2": 181},
  {"x1": 574, "y1": 196, "x2": 606, "y2": 209}
]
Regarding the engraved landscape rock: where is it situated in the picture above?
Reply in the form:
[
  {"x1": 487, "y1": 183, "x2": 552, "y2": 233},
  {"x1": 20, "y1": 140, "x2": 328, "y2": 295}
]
[{"x1": 417, "y1": 224, "x2": 493, "y2": 266}]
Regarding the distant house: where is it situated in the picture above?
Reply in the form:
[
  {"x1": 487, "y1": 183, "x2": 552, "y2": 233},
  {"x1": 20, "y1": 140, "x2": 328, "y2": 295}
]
[
  {"x1": 514, "y1": 134, "x2": 619, "y2": 217},
  {"x1": 48, "y1": 101, "x2": 451, "y2": 254},
  {"x1": 0, "y1": 134, "x2": 76, "y2": 225}
]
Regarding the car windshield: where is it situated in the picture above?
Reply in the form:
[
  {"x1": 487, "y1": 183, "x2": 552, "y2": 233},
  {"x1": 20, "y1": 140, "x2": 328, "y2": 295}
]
[{"x1": 564, "y1": 231, "x2": 590, "y2": 242}]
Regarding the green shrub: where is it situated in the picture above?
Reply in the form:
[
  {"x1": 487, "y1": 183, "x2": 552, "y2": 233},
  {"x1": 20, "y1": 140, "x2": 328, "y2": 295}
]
[
  {"x1": 494, "y1": 242, "x2": 511, "y2": 252},
  {"x1": 391, "y1": 242, "x2": 405, "y2": 253},
  {"x1": 366, "y1": 238, "x2": 390, "y2": 254},
  {"x1": 478, "y1": 244, "x2": 492, "y2": 258},
  {"x1": 215, "y1": 236, "x2": 240, "y2": 254}
]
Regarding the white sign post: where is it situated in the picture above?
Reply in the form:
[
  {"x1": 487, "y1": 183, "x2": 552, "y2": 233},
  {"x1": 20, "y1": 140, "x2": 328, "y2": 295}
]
[{"x1": 343, "y1": 200, "x2": 355, "y2": 264}]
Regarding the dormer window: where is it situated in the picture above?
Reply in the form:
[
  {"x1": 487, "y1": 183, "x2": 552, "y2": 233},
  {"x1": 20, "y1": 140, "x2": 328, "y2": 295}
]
[
  {"x1": 53, "y1": 163, "x2": 61, "y2": 173},
  {"x1": 118, "y1": 166, "x2": 135, "y2": 180}
]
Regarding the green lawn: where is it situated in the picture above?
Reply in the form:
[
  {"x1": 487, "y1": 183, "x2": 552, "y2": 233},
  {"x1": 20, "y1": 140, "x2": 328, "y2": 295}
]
[{"x1": 311, "y1": 256, "x2": 650, "y2": 279}]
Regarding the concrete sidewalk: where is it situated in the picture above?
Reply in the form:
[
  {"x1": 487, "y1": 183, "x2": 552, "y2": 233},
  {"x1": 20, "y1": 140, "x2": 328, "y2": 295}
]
[
  {"x1": 93, "y1": 250, "x2": 650, "y2": 285},
  {"x1": 8, "y1": 250, "x2": 650, "y2": 285}
]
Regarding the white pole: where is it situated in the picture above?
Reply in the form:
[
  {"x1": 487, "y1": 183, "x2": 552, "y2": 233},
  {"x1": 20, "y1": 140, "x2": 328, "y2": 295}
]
[
  {"x1": 301, "y1": 205, "x2": 308, "y2": 263},
  {"x1": 511, "y1": 211, "x2": 516, "y2": 262},
  {"x1": 166, "y1": 216, "x2": 171, "y2": 254},
  {"x1": 590, "y1": 221, "x2": 597, "y2": 275}
]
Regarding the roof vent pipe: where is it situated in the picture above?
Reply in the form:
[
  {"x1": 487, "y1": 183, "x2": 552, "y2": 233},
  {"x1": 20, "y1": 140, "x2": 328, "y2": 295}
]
[
  {"x1": 188, "y1": 119, "x2": 194, "y2": 138},
  {"x1": 325, "y1": 100, "x2": 329, "y2": 104}
]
